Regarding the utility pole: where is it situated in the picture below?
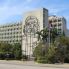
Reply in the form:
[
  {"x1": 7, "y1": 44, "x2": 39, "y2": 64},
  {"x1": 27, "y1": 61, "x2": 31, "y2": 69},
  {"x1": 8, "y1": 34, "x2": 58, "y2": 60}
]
[
  {"x1": 49, "y1": 27, "x2": 50, "y2": 47},
  {"x1": 48, "y1": 23, "x2": 51, "y2": 47}
]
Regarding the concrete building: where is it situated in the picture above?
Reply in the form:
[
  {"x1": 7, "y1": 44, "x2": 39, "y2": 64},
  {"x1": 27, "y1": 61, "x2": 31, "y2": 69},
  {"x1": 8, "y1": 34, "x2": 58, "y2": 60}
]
[
  {"x1": 0, "y1": 22, "x2": 22, "y2": 44},
  {"x1": 49, "y1": 15, "x2": 67, "y2": 35},
  {"x1": 22, "y1": 8, "x2": 48, "y2": 58},
  {"x1": 0, "y1": 8, "x2": 68, "y2": 59}
]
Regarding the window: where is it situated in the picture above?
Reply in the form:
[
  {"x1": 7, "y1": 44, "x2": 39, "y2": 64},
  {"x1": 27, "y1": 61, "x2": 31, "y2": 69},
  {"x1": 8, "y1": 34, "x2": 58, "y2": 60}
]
[
  {"x1": 49, "y1": 20, "x2": 52, "y2": 23},
  {"x1": 54, "y1": 19, "x2": 57, "y2": 22},
  {"x1": 58, "y1": 23, "x2": 61, "y2": 26},
  {"x1": 58, "y1": 19, "x2": 61, "y2": 22}
]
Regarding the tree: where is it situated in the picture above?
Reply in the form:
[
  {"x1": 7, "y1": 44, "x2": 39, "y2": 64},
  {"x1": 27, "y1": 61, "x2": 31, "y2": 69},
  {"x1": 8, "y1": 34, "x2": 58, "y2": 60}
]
[
  {"x1": 54, "y1": 36, "x2": 69, "y2": 63},
  {"x1": 46, "y1": 44, "x2": 57, "y2": 63},
  {"x1": 0, "y1": 42, "x2": 13, "y2": 60},
  {"x1": 35, "y1": 28, "x2": 58, "y2": 63},
  {"x1": 36, "y1": 28, "x2": 48, "y2": 41},
  {"x1": 33, "y1": 41, "x2": 48, "y2": 63},
  {"x1": 12, "y1": 43, "x2": 22, "y2": 60},
  {"x1": 36, "y1": 28, "x2": 58, "y2": 43},
  {"x1": 34, "y1": 28, "x2": 69, "y2": 63},
  {"x1": 34, "y1": 41, "x2": 59, "y2": 63},
  {"x1": 36, "y1": 31, "x2": 42, "y2": 41},
  {"x1": 50, "y1": 28, "x2": 58, "y2": 43},
  {"x1": 0, "y1": 43, "x2": 12, "y2": 53}
]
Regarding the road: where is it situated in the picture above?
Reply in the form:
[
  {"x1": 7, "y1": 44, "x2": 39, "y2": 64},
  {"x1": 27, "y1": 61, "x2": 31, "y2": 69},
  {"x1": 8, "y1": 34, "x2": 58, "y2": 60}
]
[{"x1": 0, "y1": 63, "x2": 68, "y2": 69}]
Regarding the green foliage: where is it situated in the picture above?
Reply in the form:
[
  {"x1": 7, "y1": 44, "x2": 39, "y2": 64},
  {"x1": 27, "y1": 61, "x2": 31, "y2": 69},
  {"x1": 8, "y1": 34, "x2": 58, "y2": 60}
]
[
  {"x1": 12, "y1": 43, "x2": 22, "y2": 60},
  {"x1": 36, "y1": 28, "x2": 49, "y2": 42},
  {"x1": 34, "y1": 42, "x2": 43, "y2": 57},
  {"x1": 35, "y1": 27, "x2": 69, "y2": 63},
  {"x1": 55, "y1": 36, "x2": 69, "y2": 63},
  {"x1": 0, "y1": 42, "x2": 22, "y2": 60},
  {"x1": 34, "y1": 35, "x2": 69, "y2": 63},
  {"x1": 34, "y1": 41, "x2": 48, "y2": 63},
  {"x1": 0, "y1": 42, "x2": 12, "y2": 53},
  {"x1": 36, "y1": 28, "x2": 58, "y2": 43},
  {"x1": 50, "y1": 28, "x2": 58, "y2": 43}
]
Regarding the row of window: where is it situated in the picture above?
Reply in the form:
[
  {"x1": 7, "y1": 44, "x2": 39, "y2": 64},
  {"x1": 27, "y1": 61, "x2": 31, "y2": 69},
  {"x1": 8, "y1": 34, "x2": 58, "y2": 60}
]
[
  {"x1": 49, "y1": 19, "x2": 61, "y2": 23},
  {"x1": 0, "y1": 39, "x2": 22, "y2": 42},
  {"x1": 0, "y1": 40, "x2": 22, "y2": 43},
  {"x1": 0, "y1": 36, "x2": 22, "y2": 38},
  {"x1": 50, "y1": 23, "x2": 62, "y2": 27},
  {"x1": 0, "y1": 32, "x2": 22, "y2": 35},
  {"x1": 0, "y1": 28, "x2": 22, "y2": 31},
  {"x1": 0, "y1": 23, "x2": 22, "y2": 28}
]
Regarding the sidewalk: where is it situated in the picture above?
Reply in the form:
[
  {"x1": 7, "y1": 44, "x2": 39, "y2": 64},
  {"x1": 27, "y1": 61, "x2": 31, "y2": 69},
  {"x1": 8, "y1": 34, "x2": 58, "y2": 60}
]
[{"x1": 0, "y1": 60, "x2": 69, "y2": 68}]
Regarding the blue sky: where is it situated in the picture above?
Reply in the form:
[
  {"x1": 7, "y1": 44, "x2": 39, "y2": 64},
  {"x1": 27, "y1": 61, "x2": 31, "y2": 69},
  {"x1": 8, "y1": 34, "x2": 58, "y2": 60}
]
[{"x1": 0, "y1": 0, "x2": 69, "y2": 29}]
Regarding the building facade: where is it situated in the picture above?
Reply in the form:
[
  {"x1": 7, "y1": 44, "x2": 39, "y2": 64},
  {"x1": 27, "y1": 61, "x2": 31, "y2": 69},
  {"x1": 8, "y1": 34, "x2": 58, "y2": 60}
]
[
  {"x1": 0, "y1": 22, "x2": 22, "y2": 44},
  {"x1": 49, "y1": 16, "x2": 67, "y2": 35},
  {"x1": 0, "y1": 8, "x2": 68, "y2": 59},
  {"x1": 22, "y1": 8, "x2": 48, "y2": 58}
]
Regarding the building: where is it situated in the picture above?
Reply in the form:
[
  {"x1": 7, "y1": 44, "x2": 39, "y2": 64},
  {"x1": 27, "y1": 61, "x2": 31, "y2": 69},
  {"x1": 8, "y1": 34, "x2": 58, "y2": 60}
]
[
  {"x1": 49, "y1": 15, "x2": 67, "y2": 35},
  {"x1": 0, "y1": 8, "x2": 68, "y2": 59},
  {"x1": 22, "y1": 8, "x2": 48, "y2": 58},
  {"x1": 0, "y1": 22, "x2": 22, "y2": 44}
]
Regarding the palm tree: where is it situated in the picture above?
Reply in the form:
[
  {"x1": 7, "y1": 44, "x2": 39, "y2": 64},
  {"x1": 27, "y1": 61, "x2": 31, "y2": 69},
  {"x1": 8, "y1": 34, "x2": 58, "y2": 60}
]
[
  {"x1": 50, "y1": 28, "x2": 58, "y2": 43},
  {"x1": 36, "y1": 31, "x2": 42, "y2": 41},
  {"x1": 36, "y1": 28, "x2": 49, "y2": 43},
  {"x1": 36, "y1": 28, "x2": 58, "y2": 43},
  {"x1": 41, "y1": 28, "x2": 48, "y2": 42}
]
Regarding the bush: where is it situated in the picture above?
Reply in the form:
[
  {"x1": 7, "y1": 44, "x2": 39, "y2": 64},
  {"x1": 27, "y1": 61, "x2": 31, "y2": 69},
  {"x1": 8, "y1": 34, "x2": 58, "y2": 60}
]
[
  {"x1": 0, "y1": 43, "x2": 22, "y2": 60},
  {"x1": 12, "y1": 43, "x2": 22, "y2": 60},
  {"x1": 0, "y1": 53, "x2": 5, "y2": 60},
  {"x1": 36, "y1": 57, "x2": 48, "y2": 63}
]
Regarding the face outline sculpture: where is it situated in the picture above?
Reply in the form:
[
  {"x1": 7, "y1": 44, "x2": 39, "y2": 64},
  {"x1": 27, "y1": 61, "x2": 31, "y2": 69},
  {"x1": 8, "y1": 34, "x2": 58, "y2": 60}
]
[{"x1": 24, "y1": 16, "x2": 39, "y2": 35}]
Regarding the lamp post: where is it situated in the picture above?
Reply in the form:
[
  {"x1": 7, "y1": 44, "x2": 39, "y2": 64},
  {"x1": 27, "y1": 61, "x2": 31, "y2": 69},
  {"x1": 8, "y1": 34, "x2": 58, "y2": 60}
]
[{"x1": 48, "y1": 22, "x2": 51, "y2": 47}]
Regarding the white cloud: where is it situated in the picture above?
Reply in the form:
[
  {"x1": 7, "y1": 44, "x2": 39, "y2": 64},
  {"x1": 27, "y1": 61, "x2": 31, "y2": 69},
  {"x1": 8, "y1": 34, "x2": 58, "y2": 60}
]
[
  {"x1": 0, "y1": 0, "x2": 68, "y2": 26},
  {"x1": 0, "y1": 0, "x2": 35, "y2": 24}
]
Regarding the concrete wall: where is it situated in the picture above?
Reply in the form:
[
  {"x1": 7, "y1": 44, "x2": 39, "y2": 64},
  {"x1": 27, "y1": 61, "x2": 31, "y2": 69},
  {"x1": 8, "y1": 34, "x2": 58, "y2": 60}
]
[{"x1": 22, "y1": 8, "x2": 48, "y2": 56}]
